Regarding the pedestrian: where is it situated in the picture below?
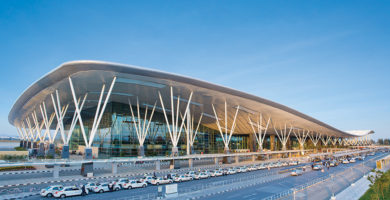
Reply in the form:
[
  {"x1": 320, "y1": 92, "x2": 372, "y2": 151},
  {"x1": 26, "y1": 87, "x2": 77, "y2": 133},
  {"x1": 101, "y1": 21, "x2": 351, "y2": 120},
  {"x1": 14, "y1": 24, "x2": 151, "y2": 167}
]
[
  {"x1": 311, "y1": 163, "x2": 314, "y2": 169},
  {"x1": 153, "y1": 171, "x2": 156, "y2": 178},
  {"x1": 109, "y1": 183, "x2": 113, "y2": 192},
  {"x1": 81, "y1": 184, "x2": 86, "y2": 196}
]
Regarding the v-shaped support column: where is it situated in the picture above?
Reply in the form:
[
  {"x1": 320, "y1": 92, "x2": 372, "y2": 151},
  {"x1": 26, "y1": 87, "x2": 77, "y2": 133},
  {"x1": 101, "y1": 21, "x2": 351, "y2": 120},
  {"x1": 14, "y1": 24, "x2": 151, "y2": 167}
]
[
  {"x1": 272, "y1": 121, "x2": 293, "y2": 151},
  {"x1": 211, "y1": 101, "x2": 240, "y2": 154},
  {"x1": 158, "y1": 87, "x2": 193, "y2": 157},
  {"x1": 128, "y1": 98, "x2": 157, "y2": 157},
  {"x1": 248, "y1": 114, "x2": 270, "y2": 152}
]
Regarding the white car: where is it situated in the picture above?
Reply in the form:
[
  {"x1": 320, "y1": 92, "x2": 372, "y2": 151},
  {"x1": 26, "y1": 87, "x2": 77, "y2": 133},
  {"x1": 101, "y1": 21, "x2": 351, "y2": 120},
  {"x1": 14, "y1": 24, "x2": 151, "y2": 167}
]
[
  {"x1": 140, "y1": 176, "x2": 156, "y2": 184},
  {"x1": 313, "y1": 165, "x2": 323, "y2": 170},
  {"x1": 289, "y1": 161, "x2": 299, "y2": 166},
  {"x1": 210, "y1": 170, "x2": 223, "y2": 177},
  {"x1": 174, "y1": 175, "x2": 193, "y2": 182},
  {"x1": 40, "y1": 185, "x2": 63, "y2": 197},
  {"x1": 83, "y1": 182, "x2": 97, "y2": 192},
  {"x1": 290, "y1": 169, "x2": 303, "y2": 176},
  {"x1": 92, "y1": 182, "x2": 112, "y2": 193},
  {"x1": 194, "y1": 172, "x2": 210, "y2": 179},
  {"x1": 185, "y1": 171, "x2": 197, "y2": 178},
  {"x1": 238, "y1": 166, "x2": 248, "y2": 173},
  {"x1": 151, "y1": 177, "x2": 173, "y2": 185},
  {"x1": 122, "y1": 180, "x2": 147, "y2": 189},
  {"x1": 349, "y1": 158, "x2": 356, "y2": 163},
  {"x1": 53, "y1": 186, "x2": 83, "y2": 198},
  {"x1": 248, "y1": 165, "x2": 257, "y2": 171},
  {"x1": 115, "y1": 178, "x2": 129, "y2": 188},
  {"x1": 281, "y1": 162, "x2": 288, "y2": 167},
  {"x1": 227, "y1": 168, "x2": 237, "y2": 175},
  {"x1": 342, "y1": 159, "x2": 350, "y2": 164},
  {"x1": 257, "y1": 164, "x2": 266, "y2": 170}
]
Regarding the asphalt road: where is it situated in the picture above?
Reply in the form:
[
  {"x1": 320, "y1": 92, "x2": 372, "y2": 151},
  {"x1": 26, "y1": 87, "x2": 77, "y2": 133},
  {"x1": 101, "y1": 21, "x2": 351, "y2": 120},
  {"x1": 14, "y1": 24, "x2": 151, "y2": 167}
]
[
  {"x1": 5, "y1": 152, "x2": 387, "y2": 200},
  {"x1": 206, "y1": 152, "x2": 386, "y2": 200},
  {"x1": 19, "y1": 163, "x2": 307, "y2": 200}
]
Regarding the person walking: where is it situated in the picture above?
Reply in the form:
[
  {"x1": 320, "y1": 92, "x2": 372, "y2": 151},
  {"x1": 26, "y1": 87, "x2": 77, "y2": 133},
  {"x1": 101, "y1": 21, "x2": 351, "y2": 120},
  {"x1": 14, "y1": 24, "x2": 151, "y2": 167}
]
[{"x1": 81, "y1": 184, "x2": 86, "y2": 196}]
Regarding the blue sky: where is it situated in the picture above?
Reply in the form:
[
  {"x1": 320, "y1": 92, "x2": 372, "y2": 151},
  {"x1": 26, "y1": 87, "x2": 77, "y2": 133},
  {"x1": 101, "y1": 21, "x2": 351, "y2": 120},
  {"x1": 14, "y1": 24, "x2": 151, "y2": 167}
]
[{"x1": 0, "y1": 1, "x2": 389, "y2": 139}]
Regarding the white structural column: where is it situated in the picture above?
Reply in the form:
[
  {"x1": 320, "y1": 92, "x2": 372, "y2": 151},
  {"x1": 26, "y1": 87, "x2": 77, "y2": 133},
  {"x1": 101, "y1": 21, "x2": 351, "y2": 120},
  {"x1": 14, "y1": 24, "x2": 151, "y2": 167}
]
[
  {"x1": 293, "y1": 129, "x2": 309, "y2": 155},
  {"x1": 182, "y1": 111, "x2": 203, "y2": 155},
  {"x1": 331, "y1": 137, "x2": 338, "y2": 146},
  {"x1": 69, "y1": 76, "x2": 116, "y2": 159},
  {"x1": 308, "y1": 131, "x2": 321, "y2": 148},
  {"x1": 31, "y1": 111, "x2": 45, "y2": 143},
  {"x1": 40, "y1": 103, "x2": 56, "y2": 143},
  {"x1": 15, "y1": 125, "x2": 25, "y2": 147},
  {"x1": 65, "y1": 93, "x2": 88, "y2": 146},
  {"x1": 128, "y1": 98, "x2": 157, "y2": 157},
  {"x1": 321, "y1": 135, "x2": 331, "y2": 146},
  {"x1": 273, "y1": 122, "x2": 293, "y2": 151},
  {"x1": 51, "y1": 90, "x2": 71, "y2": 145},
  {"x1": 248, "y1": 113, "x2": 270, "y2": 151},
  {"x1": 158, "y1": 86, "x2": 193, "y2": 156},
  {"x1": 211, "y1": 101, "x2": 240, "y2": 153}
]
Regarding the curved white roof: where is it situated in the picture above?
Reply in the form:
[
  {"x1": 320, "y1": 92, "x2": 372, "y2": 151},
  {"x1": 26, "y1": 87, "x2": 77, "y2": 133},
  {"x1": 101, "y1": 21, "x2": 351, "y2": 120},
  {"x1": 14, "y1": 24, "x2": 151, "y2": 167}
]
[{"x1": 8, "y1": 60, "x2": 366, "y2": 138}]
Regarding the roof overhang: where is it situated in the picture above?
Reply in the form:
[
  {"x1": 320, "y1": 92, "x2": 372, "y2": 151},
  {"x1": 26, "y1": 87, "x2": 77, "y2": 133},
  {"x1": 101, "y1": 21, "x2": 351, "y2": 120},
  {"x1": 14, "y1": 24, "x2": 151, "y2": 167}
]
[{"x1": 9, "y1": 60, "x2": 358, "y2": 137}]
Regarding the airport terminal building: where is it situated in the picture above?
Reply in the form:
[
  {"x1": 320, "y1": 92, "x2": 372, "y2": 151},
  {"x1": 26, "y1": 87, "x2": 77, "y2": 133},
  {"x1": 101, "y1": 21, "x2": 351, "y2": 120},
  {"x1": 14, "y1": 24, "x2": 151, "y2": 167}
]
[{"x1": 8, "y1": 61, "x2": 374, "y2": 159}]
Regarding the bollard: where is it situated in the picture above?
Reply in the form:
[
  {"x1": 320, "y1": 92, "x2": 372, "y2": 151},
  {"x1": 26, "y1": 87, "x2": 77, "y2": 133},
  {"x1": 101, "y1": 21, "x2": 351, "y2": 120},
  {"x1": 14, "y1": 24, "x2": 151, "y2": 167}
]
[{"x1": 235, "y1": 156, "x2": 239, "y2": 164}]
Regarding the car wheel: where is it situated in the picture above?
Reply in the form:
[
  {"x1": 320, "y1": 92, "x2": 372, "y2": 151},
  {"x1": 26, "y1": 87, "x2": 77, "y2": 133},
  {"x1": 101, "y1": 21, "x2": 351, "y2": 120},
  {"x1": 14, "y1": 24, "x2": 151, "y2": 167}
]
[
  {"x1": 99, "y1": 189, "x2": 104, "y2": 193},
  {"x1": 179, "y1": 180, "x2": 182, "y2": 183},
  {"x1": 115, "y1": 187, "x2": 119, "y2": 191},
  {"x1": 46, "y1": 193, "x2": 53, "y2": 197},
  {"x1": 142, "y1": 184, "x2": 146, "y2": 188},
  {"x1": 60, "y1": 194, "x2": 66, "y2": 198},
  {"x1": 169, "y1": 181, "x2": 173, "y2": 184},
  {"x1": 129, "y1": 186, "x2": 132, "y2": 189},
  {"x1": 156, "y1": 182, "x2": 160, "y2": 185}
]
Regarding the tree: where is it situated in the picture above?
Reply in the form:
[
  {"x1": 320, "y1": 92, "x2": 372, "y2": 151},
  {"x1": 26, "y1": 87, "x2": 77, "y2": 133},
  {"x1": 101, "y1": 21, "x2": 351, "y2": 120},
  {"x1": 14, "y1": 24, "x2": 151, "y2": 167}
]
[
  {"x1": 377, "y1": 138, "x2": 384, "y2": 145},
  {"x1": 384, "y1": 139, "x2": 390, "y2": 145}
]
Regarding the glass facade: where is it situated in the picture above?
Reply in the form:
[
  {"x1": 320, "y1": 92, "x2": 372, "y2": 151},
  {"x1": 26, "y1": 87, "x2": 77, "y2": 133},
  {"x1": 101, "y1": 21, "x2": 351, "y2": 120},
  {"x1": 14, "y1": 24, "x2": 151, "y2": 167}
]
[{"x1": 67, "y1": 102, "x2": 250, "y2": 158}]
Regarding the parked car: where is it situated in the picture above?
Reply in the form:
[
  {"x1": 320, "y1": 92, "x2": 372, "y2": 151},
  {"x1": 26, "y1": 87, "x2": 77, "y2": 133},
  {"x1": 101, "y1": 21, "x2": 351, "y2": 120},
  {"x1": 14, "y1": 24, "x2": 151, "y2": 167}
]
[
  {"x1": 40, "y1": 185, "x2": 63, "y2": 197},
  {"x1": 53, "y1": 186, "x2": 83, "y2": 198},
  {"x1": 257, "y1": 164, "x2": 266, "y2": 170},
  {"x1": 140, "y1": 176, "x2": 155, "y2": 184},
  {"x1": 122, "y1": 180, "x2": 147, "y2": 189},
  {"x1": 329, "y1": 160, "x2": 338, "y2": 167},
  {"x1": 238, "y1": 166, "x2": 248, "y2": 173},
  {"x1": 349, "y1": 158, "x2": 356, "y2": 163},
  {"x1": 83, "y1": 182, "x2": 97, "y2": 192},
  {"x1": 290, "y1": 169, "x2": 303, "y2": 176},
  {"x1": 313, "y1": 164, "x2": 323, "y2": 170},
  {"x1": 92, "y1": 182, "x2": 111, "y2": 193},
  {"x1": 248, "y1": 165, "x2": 257, "y2": 171},
  {"x1": 289, "y1": 161, "x2": 299, "y2": 166},
  {"x1": 342, "y1": 159, "x2": 350, "y2": 164},
  {"x1": 151, "y1": 177, "x2": 173, "y2": 185},
  {"x1": 227, "y1": 168, "x2": 237, "y2": 175},
  {"x1": 167, "y1": 173, "x2": 178, "y2": 179},
  {"x1": 281, "y1": 162, "x2": 288, "y2": 167},
  {"x1": 174, "y1": 175, "x2": 193, "y2": 182},
  {"x1": 194, "y1": 172, "x2": 210, "y2": 179},
  {"x1": 115, "y1": 178, "x2": 129, "y2": 188},
  {"x1": 210, "y1": 170, "x2": 223, "y2": 177},
  {"x1": 185, "y1": 171, "x2": 197, "y2": 178}
]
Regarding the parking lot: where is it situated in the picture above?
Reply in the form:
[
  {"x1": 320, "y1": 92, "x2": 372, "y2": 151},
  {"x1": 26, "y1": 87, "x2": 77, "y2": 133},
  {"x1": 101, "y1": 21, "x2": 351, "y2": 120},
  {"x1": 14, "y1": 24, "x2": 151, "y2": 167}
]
[{"x1": 0, "y1": 149, "x2": 380, "y2": 200}]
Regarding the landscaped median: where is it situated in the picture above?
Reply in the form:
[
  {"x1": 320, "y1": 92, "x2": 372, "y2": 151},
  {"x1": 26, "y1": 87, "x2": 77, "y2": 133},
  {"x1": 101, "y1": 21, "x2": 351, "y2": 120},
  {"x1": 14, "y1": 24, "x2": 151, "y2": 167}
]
[{"x1": 360, "y1": 169, "x2": 390, "y2": 200}]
